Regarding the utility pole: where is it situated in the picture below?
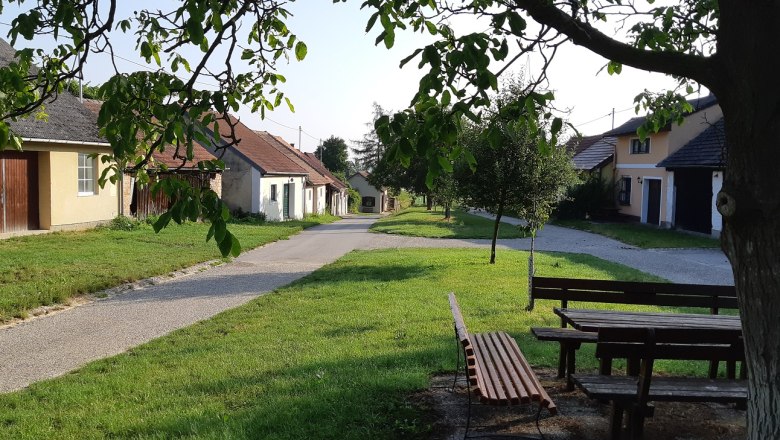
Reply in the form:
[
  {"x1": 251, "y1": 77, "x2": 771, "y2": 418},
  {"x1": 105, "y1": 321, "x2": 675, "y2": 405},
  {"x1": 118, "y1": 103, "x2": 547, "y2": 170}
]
[
  {"x1": 611, "y1": 108, "x2": 615, "y2": 129},
  {"x1": 319, "y1": 139, "x2": 323, "y2": 163},
  {"x1": 298, "y1": 125, "x2": 302, "y2": 151}
]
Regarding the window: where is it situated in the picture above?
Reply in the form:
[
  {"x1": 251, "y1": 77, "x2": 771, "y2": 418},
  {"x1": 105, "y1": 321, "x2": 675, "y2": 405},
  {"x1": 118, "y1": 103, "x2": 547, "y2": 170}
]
[
  {"x1": 78, "y1": 153, "x2": 96, "y2": 195},
  {"x1": 271, "y1": 184, "x2": 277, "y2": 202},
  {"x1": 631, "y1": 138, "x2": 650, "y2": 154},
  {"x1": 618, "y1": 176, "x2": 632, "y2": 206},
  {"x1": 362, "y1": 196, "x2": 375, "y2": 207}
]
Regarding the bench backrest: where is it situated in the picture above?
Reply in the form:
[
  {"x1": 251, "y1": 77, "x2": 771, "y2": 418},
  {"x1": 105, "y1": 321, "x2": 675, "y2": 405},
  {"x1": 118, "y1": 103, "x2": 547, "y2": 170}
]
[
  {"x1": 448, "y1": 293, "x2": 479, "y2": 382},
  {"x1": 532, "y1": 276, "x2": 738, "y2": 314},
  {"x1": 595, "y1": 327, "x2": 745, "y2": 363}
]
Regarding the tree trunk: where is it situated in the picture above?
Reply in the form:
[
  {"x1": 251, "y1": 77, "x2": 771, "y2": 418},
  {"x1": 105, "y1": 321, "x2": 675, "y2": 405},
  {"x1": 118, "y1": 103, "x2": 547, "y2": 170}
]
[
  {"x1": 444, "y1": 203, "x2": 451, "y2": 219},
  {"x1": 713, "y1": 4, "x2": 780, "y2": 437},
  {"x1": 526, "y1": 230, "x2": 536, "y2": 311},
  {"x1": 426, "y1": 193, "x2": 433, "y2": 210},
  {"x1": 490, "y1": 203, "x2": 504, "y2": 264}
]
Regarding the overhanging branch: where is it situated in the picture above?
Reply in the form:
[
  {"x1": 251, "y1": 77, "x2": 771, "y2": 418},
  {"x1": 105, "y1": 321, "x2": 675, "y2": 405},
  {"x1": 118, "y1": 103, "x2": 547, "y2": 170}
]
[{"x1": 512, "y1": 0, "x2": 717, "y2": 88}]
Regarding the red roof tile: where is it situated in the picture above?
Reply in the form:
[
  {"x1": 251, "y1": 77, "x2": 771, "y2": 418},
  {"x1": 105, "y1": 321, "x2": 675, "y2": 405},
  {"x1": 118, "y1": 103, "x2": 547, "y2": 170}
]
[
  {"x1": 82, "y1": 99, "x2": 217, "y2": 169},
  {"x1": 252, "y1": 131, "x2": 331, "y2": 185},
  {"x1": 301, "y1": 153, "x2": 347, "y2": 189}
]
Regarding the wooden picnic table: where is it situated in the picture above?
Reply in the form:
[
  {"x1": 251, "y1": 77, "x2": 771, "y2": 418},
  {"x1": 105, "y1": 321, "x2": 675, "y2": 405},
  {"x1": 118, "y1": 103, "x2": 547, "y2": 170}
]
[
  {"x1": 554, "y1": 308, "x2": 742, "y2": 333},
  {"x1": 555, "y1": 307, "x2": 744, "y2": 378}
]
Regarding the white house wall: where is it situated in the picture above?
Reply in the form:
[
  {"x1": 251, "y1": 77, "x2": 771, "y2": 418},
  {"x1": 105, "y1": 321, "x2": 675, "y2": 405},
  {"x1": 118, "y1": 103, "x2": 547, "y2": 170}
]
[
  {"x1": 348, "y1": 174, "x2": 385, "y2": 213},
  {"x1": 305, "y1": 187, "x2": 314, "y2": 215},
  {"x1": 260, "y1": 175, "x2": 305, "y2": 221},
  {"x1": 711, "y1": 171, "x2": 723, "y2": 237},
  {"x1": 218, "y1": 149, "x2": 255, "y2": 213}
]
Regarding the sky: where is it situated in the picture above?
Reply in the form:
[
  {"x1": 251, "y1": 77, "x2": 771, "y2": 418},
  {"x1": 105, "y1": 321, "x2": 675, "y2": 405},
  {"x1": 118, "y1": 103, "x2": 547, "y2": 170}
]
[{"x1": 1, "y1": 1, "x2": 690, "y2": 155}]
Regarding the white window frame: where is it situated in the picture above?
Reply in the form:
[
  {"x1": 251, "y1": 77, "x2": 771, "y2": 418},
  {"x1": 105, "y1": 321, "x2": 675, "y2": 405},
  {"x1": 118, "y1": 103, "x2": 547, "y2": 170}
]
[
  {"x1": 630, "y1": 138, "x2": 650, "y2": 154},
  {"x1": 77, "y1": 153, "x2": 97, "y2": 196}
]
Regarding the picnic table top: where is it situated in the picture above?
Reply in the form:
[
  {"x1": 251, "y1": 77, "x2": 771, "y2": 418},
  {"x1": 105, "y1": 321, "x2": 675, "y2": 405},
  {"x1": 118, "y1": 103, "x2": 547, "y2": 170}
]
[{"x1": 554, "y1": 308, "x2": 743, "y2": 333}]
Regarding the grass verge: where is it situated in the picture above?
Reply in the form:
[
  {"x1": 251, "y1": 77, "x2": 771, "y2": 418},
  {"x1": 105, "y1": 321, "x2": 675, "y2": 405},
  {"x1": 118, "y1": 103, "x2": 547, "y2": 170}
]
[
  {"x1": 370, "y1": 207, "x2": 528, "y2": 239},
  {"x1": 0, "y1": 214, "x2": 338, "y2": 322},
  {"x1": 0, "y1": 248, "x2": 724, "y2": 440},
  {"x1": 554, "y1": 219, "x2": 720, "y2": 249}
]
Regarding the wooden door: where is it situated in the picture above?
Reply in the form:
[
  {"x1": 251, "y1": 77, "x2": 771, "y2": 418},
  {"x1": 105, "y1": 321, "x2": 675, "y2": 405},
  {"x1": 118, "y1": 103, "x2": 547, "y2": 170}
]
[
  {"x1": 0, "y1": 151, "x2": 39, "y2": 233},
  {"x1": 646, "y1": 179, "x2": 662, "y2": 225},
  {"x1": 282, "y1": 183, "x2": 290, "y2": 219}
]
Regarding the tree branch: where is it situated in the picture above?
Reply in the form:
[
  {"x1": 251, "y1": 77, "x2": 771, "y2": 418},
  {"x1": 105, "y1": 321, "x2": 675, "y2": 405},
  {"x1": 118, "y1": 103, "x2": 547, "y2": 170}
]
[{"x1": 512, "y1": 0, "x2": 718, "y2": 88}]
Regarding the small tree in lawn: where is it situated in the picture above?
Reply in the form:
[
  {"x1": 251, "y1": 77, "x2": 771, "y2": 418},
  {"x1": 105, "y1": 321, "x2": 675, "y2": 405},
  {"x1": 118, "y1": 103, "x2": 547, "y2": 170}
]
[
  {"x1": 432, "y1": 171, "x2": 458, "y2": 219},
  {"x1": 458, "y1": 81, "x2": 576, "y2": 267}
]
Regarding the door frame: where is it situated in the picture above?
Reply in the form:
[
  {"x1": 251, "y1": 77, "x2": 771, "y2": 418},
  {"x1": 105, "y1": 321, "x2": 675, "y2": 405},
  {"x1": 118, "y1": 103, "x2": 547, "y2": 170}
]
[
  {"x1": 282, "y1": 183, "x2": 290, "y2": 220},
  {"x1": 640, "y1": 176, "x2": 663, "y2": 225}
]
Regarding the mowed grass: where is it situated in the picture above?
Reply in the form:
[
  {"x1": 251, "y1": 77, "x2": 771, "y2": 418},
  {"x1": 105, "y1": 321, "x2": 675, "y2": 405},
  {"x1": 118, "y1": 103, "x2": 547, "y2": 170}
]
[
  {"x1": 371, "y1": 207, "x2": 528, "y2": 239},
  {"x1": 0, "y1": 215, "x2": 338, "y2": 322},
  {"x1": 554, "y1": 219, "x2": 720, "y2": 249},
  {"x1": 0, "y1": 248, "x2": 724, "y2": 440}
]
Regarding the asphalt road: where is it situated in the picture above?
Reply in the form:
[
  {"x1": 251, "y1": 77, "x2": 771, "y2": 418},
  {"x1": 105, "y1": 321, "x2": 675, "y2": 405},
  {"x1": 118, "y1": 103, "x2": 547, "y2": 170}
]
[{"x1": 0, "y1": 213, "x2": 732, "y2": 392}]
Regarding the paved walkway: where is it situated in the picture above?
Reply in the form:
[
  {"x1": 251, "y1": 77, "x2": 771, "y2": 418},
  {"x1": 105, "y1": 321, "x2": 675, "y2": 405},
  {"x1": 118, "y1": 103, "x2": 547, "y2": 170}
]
[
  {"x1": 0, "y1": 216, "x2": 379, "y2": 393},
  {"x1": 0, "y1": 213, "x2": 732, "y2": 392},
  {"x1": 363, "y1": 212, "x2": 733, "y2": 285}
]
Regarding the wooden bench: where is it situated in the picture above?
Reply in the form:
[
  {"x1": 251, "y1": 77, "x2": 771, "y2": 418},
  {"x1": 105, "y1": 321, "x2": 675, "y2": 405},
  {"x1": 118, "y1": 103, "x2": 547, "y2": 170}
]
[
  {"x1": 448, "y1": 293, "x2": 556, "y2": 437},
  {"x1": 572, "y1": 327, "x2": 747, "y2": 440},
  {"x1": 529, "y1": 276, "x2": 738, "y2": 389}
]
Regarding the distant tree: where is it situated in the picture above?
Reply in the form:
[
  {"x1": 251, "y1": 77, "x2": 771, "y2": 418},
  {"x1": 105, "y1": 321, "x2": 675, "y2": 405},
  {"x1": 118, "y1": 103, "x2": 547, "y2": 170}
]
[
  {"x1": 352, "y1": 103, "x2": 389, "y2": 172},
  {"x1": 315, "y1": 136, "x2": 349, "y2": 176},
  {"x1": 431, "y1": 172, "x2": 458, "y2": 219},
  {"x1": 346, "y1": 158, "x2": 362, "y2": 176},
  {"x1": 64, "y1": 79, "x2": 105, "y2": 100}
]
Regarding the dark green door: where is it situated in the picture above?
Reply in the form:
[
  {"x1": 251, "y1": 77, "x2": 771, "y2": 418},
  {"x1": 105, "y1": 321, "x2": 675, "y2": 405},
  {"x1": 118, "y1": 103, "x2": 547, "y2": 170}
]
[{"x1": 283, "y1": 183, "x2": 290, "y2": 219}]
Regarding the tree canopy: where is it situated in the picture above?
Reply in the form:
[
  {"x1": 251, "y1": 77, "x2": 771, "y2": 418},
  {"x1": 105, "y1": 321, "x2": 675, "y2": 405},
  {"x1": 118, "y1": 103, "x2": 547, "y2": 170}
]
[{"x1": 315, "y1": 136, "x2": 349, "y2": 177}]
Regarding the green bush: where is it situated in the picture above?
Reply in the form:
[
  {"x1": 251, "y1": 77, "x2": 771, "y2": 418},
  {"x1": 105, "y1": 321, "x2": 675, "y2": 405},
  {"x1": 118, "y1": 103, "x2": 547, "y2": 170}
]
[
  {"x1": 347, "y1": 188, "x2": 361, "y2": 213},
  {"x1": 106, "y1": 215, "x2": 142, "y2": 231},
  {"x1": 557, "y1": 175, "x2": 614, "y2": 220},
  {"x1": 231, "y1": 208, "x2": 267, "y2": 224}
]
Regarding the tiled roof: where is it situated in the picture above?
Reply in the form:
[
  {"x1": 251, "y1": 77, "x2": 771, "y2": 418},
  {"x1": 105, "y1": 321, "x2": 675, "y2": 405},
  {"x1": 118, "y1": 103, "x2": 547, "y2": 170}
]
[
  {"x1": 82, "y1": 99, "x2": 218, "y2": 169},
  {"x1": 213, "y1": 118, "x2": 307, "y2": 175},
  {"x1": 253, "y1": 131, "x2": 330, "y2": 185},
  {"x1": 572, "y1": 136, "x2": 616, "y2": 171},
  {"x1": 658, "y1": 118, "x2": 726, "y2": 169},
  {"x1": 301, "y1": 152, "x2": 348, "y2": 189},
  {"x1": 1, "y1": 39, "x2": 107, "y2": 145},
  {"x1": 605, "y1": 94, "x2": 719, "y2": 137},
  {"x1": 565, "y1": 134, "x2": 602, "y2": 156}
]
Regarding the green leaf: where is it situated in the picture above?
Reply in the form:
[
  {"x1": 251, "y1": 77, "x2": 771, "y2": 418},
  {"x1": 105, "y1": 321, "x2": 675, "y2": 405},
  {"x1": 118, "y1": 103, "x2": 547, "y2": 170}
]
[
  {"x1": 294, "y1": 41, "x2": 307, "y2": 61},
  {"x1": 153, "y1": 212, "x2": 172, "y2": 233}
]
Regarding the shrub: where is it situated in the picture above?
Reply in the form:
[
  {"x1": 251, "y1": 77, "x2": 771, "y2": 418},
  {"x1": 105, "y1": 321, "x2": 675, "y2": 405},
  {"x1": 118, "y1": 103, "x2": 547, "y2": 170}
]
[
  {"x1": 556, "y1": 175, "x2": 614, "y2": 220},
  {"x1": 106, "y1": 215, "x2": 142, "y2": 231},
  {"x1": 347, "y1": 188, "x2": 361, "y2": 213},
  {"x1": 230, "y1": 208, "x2": 267, "y2": 224}
]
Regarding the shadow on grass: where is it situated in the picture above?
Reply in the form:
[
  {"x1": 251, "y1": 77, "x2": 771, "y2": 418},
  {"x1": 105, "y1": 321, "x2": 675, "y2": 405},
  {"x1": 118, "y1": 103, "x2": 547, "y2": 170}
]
[
  {"x1": 290, "y1": 262, "x2": 433, "y2": 287},
  {"x1": 114, "y1": 348, "x2": 447, "y2": 439}
]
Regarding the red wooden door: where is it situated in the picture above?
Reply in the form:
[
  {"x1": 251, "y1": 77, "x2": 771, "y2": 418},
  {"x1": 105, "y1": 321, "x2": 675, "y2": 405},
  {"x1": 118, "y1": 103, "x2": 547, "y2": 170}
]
[{"x1": 0, "y1": 151, "x2": 39, "y2": 233}]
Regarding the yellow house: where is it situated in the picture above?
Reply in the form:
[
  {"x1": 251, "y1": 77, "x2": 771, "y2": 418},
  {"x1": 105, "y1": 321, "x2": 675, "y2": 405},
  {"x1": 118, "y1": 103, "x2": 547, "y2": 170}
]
[
  {"x1": 606, "y1": 95, "x2": 722, "y2": 228},
  {"x1": 1, "y1": 41, "x2": 117, "y2": 234}
]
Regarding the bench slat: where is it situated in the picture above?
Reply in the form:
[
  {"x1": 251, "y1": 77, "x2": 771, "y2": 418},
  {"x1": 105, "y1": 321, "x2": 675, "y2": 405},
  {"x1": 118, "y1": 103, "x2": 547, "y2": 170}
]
[
  {"x1": 573, "y1": 375, "x2": 747, "y2": 403},
  {"x1": 531, "y1": 327, "x2": 597, "y2": 343},
  {"x1": 472, "y1": 333, "x2": 508, "y2": 404},
  {"x1": 489, "y1": 332, "x2": 530, "y2": 404}
]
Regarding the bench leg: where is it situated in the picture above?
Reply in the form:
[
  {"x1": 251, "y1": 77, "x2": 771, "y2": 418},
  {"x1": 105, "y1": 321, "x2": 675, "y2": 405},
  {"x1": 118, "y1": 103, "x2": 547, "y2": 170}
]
[
  {"x1": 600, "y1": 357, "x2": 613, "y2": 376},
  {"x1": 726, "y1": 361, "x2": 737, "y2": 380},
  {"x1": 708, "y1": 360, "x2": 719, "y2": 379},
  {"x1": 566, "y1": 345, "x2": 577, "y2": 391},
  {"x1": 610, "y1": 403, "x2": 624, "y2": 440},
  {"x1": 557, "y1": 342, "x2": 567, "y2": 379},
  {"x1": 627, "y1": 407, "x2": 647, "y2": 440},
  {"x1": 627, "y1": 357, "x2": 640, "y2": 377}
]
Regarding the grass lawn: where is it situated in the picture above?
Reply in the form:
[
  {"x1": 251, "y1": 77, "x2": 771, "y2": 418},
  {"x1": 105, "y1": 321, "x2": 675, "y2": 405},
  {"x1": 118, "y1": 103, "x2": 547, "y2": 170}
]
[
  {"x1": 554, "y1": 218, "x2": 721, "y2": 249},
  {"x1": 0, "y1": 247, "x2": 724, "y2": 440},
  {"x1": 0, "y1": 214, "x2": 338, "y2": 322},
  {"x1": 371, "y1": 207, "x2": 528, "y2": 239}
]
